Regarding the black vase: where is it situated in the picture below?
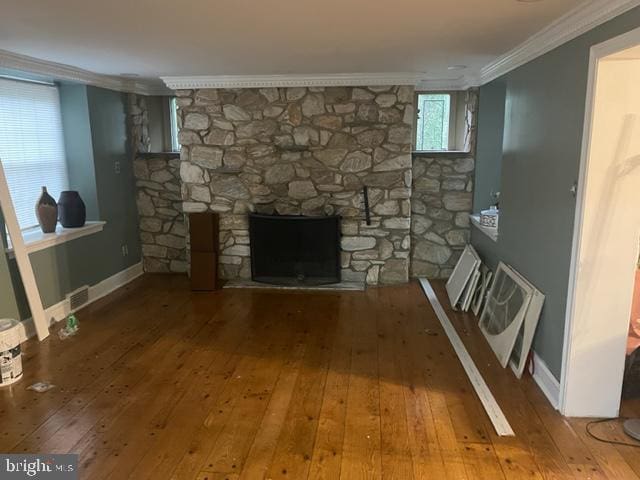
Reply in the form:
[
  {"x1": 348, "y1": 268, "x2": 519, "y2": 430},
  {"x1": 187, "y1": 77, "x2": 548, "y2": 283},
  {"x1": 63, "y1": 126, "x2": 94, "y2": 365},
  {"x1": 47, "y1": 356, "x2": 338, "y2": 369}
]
[
  {"x1": 35, "y1": 186, "x2": 58, "y2": 233},
  {"x1": 57, "y1": 191, "x2": 86, "y2": 228}
]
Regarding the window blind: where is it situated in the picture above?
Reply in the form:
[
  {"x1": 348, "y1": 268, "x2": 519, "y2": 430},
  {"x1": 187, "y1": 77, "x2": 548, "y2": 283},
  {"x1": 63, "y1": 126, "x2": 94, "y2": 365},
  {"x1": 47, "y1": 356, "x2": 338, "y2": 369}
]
[{"x1": 0, "y1": 78, "x2": 69, "y2": 229}]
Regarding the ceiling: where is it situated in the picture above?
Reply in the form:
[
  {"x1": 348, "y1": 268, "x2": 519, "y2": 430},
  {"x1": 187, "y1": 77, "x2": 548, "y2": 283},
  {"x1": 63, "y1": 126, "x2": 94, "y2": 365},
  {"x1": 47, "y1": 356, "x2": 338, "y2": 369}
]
[{"x1": 0, "y1": 0, "x2": 586, "y2": 86}]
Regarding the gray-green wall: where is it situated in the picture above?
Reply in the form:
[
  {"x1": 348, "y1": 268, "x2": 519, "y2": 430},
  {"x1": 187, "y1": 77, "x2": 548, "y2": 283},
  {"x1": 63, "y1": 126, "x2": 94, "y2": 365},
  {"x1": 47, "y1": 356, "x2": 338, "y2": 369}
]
[
  {"x1": 59, "y1": 84, "x2": 99, "y2": 219},
  {"x1": 472, "y1": 7, "x2": 640, "y2": 379},
  {"x1": 0, "y1": 221, "x2": 21, "y2": 319},
  {"x1": 0, "y1": 85, "x2": 141, "y2": 318},
  {"x1": 473, "y1": 81, "x2": 506, "y2": 211}
]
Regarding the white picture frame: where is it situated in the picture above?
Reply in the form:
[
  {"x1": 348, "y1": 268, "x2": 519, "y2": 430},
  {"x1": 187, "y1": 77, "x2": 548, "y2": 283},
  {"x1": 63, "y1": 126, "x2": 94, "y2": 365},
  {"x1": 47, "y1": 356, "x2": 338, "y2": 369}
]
[
  {"x1": 479, "y1": 262, "x2": 533, "y2": 368},
  {"x1": 472, "y1": 266, "x2": 493, "y2": 316},
  {"x1": 446, "y1": 245, "x2": 481, "y2": 309},
  {"x1": 507, "y1": 268, "x2": 545, "y2": 379},
  {"x1": 461, "y1": 267, "x2": 480, "y2": 312}
]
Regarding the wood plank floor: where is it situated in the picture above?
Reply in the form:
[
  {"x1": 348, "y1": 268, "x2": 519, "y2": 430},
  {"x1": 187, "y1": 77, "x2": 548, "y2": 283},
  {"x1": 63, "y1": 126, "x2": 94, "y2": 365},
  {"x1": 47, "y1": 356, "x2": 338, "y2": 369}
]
[{"x1": 2, "y1": 274, "x2": 640, "y2": 479}]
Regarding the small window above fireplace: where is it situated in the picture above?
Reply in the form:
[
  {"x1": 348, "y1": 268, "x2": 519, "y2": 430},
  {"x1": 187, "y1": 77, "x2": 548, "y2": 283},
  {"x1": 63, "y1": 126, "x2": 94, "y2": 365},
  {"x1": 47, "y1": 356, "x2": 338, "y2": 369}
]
[{"x1": 414, "y1": 90, "x2": 476, "y2": 153}]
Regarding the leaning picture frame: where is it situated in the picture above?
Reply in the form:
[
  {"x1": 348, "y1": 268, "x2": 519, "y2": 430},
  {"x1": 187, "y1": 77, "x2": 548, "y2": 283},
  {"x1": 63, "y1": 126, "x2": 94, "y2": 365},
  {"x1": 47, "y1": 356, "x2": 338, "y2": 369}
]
[
  {"x1": 446, "y1": 245, "x2": 481, "y2": 309},
  {"x1": 472, "y1": 266, "x2": 493, "y2": 316},
  {"x1": 507, "y1": 267, "x2": 545, "y2": 378},
  {"x1": 479, "y1": 262, "x2": 533, "y2": 368}
]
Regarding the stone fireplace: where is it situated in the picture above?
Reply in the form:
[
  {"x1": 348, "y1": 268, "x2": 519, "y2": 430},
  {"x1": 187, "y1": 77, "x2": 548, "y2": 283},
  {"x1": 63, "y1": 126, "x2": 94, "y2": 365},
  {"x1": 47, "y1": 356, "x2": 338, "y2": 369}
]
[{"x1": 175, "y1": 85, "x2": 414, "y2": 285}]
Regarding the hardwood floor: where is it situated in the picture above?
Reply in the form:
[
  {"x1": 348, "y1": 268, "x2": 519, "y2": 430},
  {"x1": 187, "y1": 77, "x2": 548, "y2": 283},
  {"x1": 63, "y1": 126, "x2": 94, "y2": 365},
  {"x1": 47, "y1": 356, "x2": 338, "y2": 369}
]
[{"x1": 2, "y1": 274, "x2": 640, "y2": 479}]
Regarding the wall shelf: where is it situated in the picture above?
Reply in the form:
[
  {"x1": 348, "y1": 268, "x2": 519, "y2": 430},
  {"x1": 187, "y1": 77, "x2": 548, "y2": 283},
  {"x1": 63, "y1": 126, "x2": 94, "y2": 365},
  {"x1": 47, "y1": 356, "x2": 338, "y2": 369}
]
[
  {"x1": 6, "y1": 221, "x2": 106, "y2": 257},
  {"x1": 469, "y1": 214, "x2": 498, "y2": 242}
]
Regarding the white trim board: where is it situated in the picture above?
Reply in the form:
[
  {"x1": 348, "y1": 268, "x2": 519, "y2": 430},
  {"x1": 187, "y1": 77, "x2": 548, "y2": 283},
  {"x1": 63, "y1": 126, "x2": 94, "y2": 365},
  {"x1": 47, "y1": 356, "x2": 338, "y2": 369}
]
[
  {"x1": 0, "y1": 49, "x2": 170, "y2": 96},
  {"x1": 0, "y1": 159, "x2": 49, "y2": 340},
  {"x1": 419, "y1": 278, "x2": 515, "y2": 437},
  {"x1": 163, "y1": 72, "x2": 482, "y2": 92},
  {"x1": 161, "y1": 73, "x2": 423, "y2": 90},
  {"x1": 15, "y1": 262, "x2": 144, "y2": 344},
  {"x1": 480, "y1": 0, "x2": 640, "y2": 84},
  {"x1": 531, "y1": 351, "x2": 561, "y2": 410}
]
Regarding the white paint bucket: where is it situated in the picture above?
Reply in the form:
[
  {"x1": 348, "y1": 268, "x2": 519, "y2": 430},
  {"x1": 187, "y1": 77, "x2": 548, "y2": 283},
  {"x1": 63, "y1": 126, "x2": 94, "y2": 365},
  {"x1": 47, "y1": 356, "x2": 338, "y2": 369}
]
[{"x1": 0, "y1": 319, "x2": 23, "y2": 386}]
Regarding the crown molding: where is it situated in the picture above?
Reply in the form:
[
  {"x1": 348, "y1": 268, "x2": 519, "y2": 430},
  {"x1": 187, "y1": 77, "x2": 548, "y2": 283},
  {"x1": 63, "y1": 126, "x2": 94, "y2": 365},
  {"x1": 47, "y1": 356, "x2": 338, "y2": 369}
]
[
  {"x1": 480, "y1": 0, "x2": 640, "y2": 84},
  {"x1": 161, "y1": 73, "x2": 424, "y2": 90},
  {"x1": 0, "y1": 49, "x2": 170, "y2": 96},
  {"x1": 416, "y1": 73, "x2": 480, "y2": 92}
]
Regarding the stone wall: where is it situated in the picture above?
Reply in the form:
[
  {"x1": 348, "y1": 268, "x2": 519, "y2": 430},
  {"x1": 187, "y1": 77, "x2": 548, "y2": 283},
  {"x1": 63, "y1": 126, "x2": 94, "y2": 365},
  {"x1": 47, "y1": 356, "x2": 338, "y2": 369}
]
[
  {"x1": 409, "y1": 90, "x2": 478, "y2": 279},
  {"x1": 128, "y1": 94, "x2": 151, "y2": 156},
  {"x1": 176, "y1": 85, "x2": 414, "y2": 285},
  {"x1": 133, "y1": 154, "x2": 188, "y2": 273},
  {"x1": 410, "y1": 155, "x2": 474, "y2": 278},
  {"x1": 128, "y1": 94, "x2": 187, "y2": 274}
]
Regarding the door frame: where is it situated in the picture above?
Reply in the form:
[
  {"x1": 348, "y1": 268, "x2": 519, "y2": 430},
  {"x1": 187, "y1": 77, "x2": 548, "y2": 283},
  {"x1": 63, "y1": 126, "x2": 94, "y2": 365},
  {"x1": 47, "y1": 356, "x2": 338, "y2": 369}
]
[{"x1": 560, "y1": 25, "x2": 640, "y2": 416}]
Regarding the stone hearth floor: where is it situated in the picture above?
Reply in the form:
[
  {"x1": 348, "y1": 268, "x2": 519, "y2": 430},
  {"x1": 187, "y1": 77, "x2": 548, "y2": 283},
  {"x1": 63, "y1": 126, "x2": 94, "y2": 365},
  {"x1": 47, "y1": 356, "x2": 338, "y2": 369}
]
[{"x1": 222, "y1": 279, "x2": 365, "y2": 291}]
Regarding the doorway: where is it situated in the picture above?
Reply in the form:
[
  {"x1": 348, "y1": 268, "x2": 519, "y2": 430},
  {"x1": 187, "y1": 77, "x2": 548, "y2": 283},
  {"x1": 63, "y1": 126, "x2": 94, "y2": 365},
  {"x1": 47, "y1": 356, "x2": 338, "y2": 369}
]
[{"x1": 561, "y1": 27, "x2": 640, "y2": 417}]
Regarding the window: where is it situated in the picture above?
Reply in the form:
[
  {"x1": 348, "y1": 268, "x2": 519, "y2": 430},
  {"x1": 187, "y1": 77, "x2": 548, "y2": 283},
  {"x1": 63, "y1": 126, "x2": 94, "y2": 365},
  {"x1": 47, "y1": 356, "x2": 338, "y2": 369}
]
[
  {"x1": 0, "y1": 78, "x2": 69, "y2": 229},
  {"x1": 414, "y1": 90, "x2": 475, "y2": 153},
  {"x1": 145, "y1": 96, "x2": 180, "y2": 153},
  {"x1": 416, "y1": 93, "x2": 452, "y2": 151},
  {"x1": 169, "y1": 97, "x2": 180, "y2": 152}
]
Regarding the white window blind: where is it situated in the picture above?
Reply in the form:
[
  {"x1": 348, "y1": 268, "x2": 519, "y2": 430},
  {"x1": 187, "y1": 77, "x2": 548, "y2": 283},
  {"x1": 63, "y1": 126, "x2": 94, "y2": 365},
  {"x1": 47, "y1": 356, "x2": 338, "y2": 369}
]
[{"x1": 0, "y1": 78, "x2": 69, "y2": 229}]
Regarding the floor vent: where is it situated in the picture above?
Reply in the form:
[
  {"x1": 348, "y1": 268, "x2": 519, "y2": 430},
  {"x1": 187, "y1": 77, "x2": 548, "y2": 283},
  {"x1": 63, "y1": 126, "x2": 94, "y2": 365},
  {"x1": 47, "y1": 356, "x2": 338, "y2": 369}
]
[{"x1": 67, "y1": 286, "x2": 90, "y2": 312}]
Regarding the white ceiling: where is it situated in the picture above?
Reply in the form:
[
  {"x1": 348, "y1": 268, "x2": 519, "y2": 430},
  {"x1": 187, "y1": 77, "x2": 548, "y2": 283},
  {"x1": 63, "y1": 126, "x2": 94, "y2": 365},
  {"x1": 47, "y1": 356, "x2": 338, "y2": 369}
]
[{"x1": 0, "y1": 0, "x2": 586, "y2": 85}]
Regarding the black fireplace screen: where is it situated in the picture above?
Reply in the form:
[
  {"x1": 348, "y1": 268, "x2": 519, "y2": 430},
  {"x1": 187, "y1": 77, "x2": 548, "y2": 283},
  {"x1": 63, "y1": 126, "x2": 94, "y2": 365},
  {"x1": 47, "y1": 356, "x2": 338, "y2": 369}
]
[{"x1": 249, "y1": 213, "x2": 341, "y2": 286}]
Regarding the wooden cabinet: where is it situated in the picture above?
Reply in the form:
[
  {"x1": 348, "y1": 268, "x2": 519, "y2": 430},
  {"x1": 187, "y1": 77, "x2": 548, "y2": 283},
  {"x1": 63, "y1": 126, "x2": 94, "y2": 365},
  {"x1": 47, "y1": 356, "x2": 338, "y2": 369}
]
[{"x1": 189, "y1": 212, "x2": 219, "y2": 290}]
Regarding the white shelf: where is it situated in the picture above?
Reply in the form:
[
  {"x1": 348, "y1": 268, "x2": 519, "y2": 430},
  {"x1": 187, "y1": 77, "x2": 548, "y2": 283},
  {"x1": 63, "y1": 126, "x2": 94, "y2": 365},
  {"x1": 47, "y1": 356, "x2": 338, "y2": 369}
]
[
  {"x1": 469, "y1": 214, "x2": 498, "y2": 242},
  {"x1": 6, "y1": 221, "x2": 106, "y2": 257}
]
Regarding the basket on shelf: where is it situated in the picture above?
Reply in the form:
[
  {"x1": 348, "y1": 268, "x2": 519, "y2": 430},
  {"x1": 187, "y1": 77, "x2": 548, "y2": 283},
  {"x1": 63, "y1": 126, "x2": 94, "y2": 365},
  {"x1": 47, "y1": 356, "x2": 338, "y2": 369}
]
[{"x1": 480, "y1": 208, "x2": 499, "y2": 229}]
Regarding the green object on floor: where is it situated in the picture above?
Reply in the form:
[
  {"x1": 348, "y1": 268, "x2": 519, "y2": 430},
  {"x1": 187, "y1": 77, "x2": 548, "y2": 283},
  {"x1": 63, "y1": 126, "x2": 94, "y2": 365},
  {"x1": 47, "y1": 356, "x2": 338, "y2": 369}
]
[
  {"x1": 58, "y1": 314, "x2": 80, "y2": 339},
  {"x1": 66, "y1": 314, "x2": 78, "y2": 333}
]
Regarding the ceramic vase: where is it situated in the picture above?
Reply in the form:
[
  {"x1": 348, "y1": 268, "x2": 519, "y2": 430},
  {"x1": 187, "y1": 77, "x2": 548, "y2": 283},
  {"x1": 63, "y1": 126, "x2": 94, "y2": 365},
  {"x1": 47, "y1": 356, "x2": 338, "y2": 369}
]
[
  {"x1": 57, "y1": 191, "x2": 86, "y2": 228},
  {"x1": 35, "y1": 186, "x2": 58, "y2": 233}
]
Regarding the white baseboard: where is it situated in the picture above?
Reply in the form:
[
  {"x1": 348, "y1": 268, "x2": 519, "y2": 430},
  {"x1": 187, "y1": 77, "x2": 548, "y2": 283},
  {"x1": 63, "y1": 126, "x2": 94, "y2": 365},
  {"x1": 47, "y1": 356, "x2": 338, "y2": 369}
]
[
  {"x1": 88, "y1": 262, "x2": 144, "y2": 305},
  {"x1": 16, "y1": 262, "x2": 143, "y2": 343},
  {"x1": 531, "y1": 351, "x2": 561, "y2": 410}
]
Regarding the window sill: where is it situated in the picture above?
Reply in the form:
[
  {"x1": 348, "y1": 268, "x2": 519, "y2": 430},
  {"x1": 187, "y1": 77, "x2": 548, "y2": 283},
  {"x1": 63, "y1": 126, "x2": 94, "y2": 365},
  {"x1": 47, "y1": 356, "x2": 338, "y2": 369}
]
[
  {"x1": 469, "y1": 214, "x2": 498, "y2": 242},
  {"x1": 6, "y1": 221, "x2": 106, "y2": 257}
]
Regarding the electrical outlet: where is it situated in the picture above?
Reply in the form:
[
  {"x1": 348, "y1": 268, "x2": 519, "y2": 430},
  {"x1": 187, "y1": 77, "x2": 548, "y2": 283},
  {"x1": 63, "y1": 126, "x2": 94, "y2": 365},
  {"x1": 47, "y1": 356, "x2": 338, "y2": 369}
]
[
  {"x1": 114, "y1": 161, "x2": 121, "y2": 174},
  {"x1": 121, "y1": 244, "x2": 128, "y2": 256}
]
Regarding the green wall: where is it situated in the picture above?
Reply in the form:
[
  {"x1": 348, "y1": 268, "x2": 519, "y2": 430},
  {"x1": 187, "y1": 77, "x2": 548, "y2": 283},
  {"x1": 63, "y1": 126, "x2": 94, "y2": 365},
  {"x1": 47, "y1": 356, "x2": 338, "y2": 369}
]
[
  {"x1": 59, "y1": 84, "x2": 99, "y2": 219},
  {"x1": 0, "y1": 220, "x2": 21, "y2": 319},
  {"x1": 473, "y1": 81, "x2": 506, "y2": 211},
  {"x1": 472, "y1": 7, "x2": 640, "y2": 379},
  {"x1": 0, "y1": 85, "x2": 141, "y2": 318}
]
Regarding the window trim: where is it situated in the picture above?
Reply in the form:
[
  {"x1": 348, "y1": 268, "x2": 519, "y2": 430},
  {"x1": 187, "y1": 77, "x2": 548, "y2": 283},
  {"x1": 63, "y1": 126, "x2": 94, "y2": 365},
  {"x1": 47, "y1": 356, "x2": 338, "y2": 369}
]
[{"x1": 169, "y1": 97, "x2": 180, "y2": 153}]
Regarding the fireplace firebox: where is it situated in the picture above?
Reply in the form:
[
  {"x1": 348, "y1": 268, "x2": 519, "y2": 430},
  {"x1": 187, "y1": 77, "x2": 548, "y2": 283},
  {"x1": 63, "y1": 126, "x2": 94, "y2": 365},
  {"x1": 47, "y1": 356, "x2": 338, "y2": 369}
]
[{"x1": 249, "y1": 213, "x2": 341, "y2": 286}]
